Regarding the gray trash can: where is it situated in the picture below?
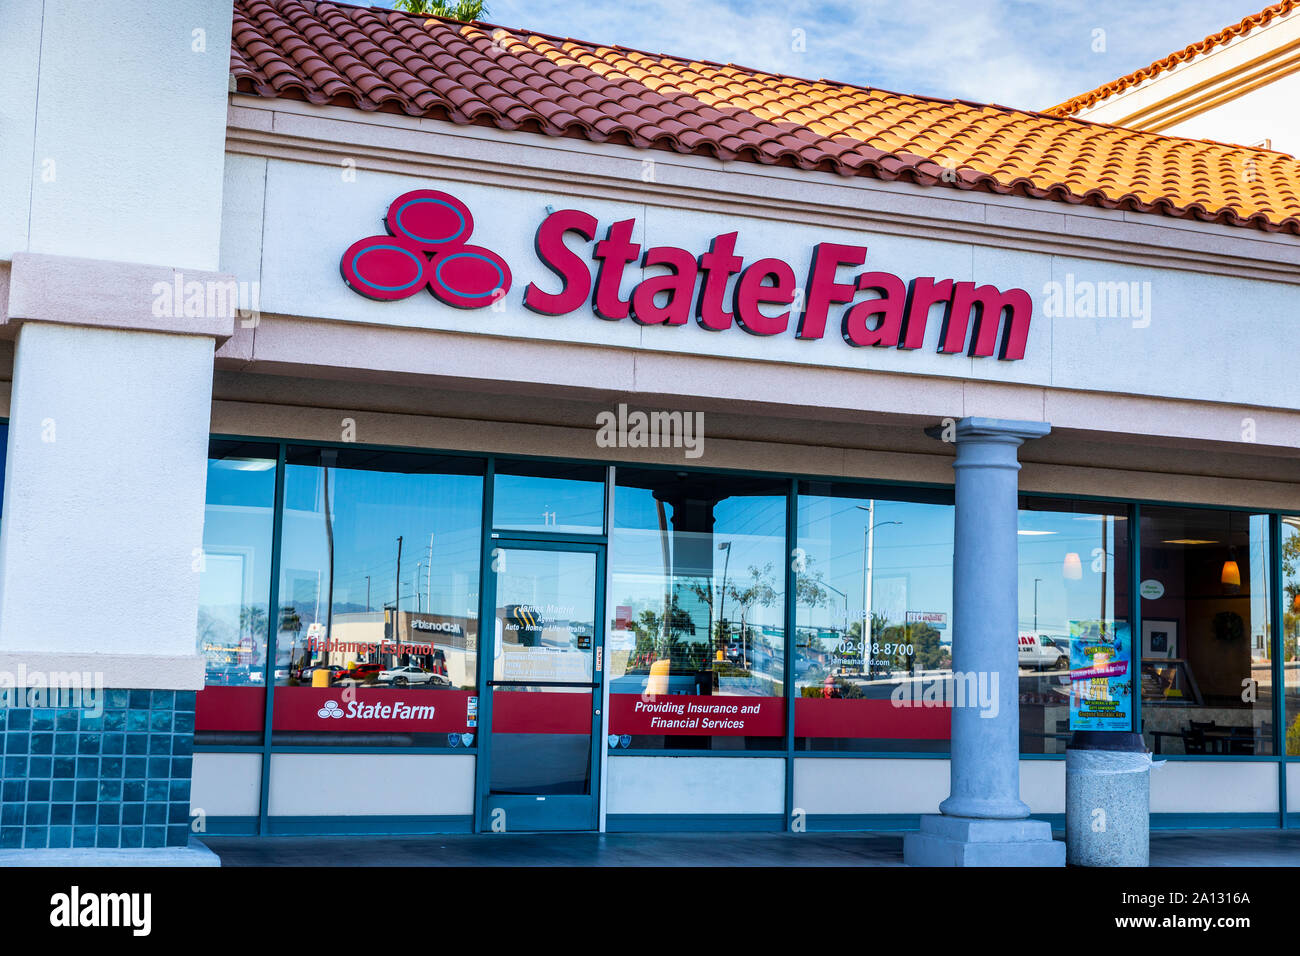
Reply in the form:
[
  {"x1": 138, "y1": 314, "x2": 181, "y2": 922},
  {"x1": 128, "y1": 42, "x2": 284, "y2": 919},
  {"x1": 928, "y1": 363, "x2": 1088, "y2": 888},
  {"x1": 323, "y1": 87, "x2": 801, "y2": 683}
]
[{"x1": 1065, "y1": 730, "x2": 1155, "y2": 867}]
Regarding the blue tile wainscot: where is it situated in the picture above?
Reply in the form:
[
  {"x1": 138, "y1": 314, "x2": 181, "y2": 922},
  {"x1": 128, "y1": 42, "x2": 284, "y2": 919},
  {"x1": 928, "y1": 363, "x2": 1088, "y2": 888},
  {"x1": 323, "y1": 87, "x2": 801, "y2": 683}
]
[{"x1": 0, "y1": 690, "x2": 195, "y2": 850}]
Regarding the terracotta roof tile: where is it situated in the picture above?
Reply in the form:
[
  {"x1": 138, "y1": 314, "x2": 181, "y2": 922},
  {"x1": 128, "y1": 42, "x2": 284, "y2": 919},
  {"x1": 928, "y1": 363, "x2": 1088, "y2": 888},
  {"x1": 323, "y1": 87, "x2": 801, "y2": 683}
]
[
  {"x1": 1049, "y1": 1, "x2": 1299, "y2": 117},
  {"x1": 229, "y1": 0, "x2": 1300, "y2": 235}
]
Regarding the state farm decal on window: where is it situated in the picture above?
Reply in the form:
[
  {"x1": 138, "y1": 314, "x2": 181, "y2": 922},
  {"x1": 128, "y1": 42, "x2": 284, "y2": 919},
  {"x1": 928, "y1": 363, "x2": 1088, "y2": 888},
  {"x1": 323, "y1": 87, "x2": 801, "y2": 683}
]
[
  {"x1": 341, "y1": 190, "x2": 1033, "y2": 361},
  {"x1": 610, "y1": 694, "x2": 784, "y2": 736},
  {"x1": 273, "y1": 687, "x2": 475, "y2": 733}
]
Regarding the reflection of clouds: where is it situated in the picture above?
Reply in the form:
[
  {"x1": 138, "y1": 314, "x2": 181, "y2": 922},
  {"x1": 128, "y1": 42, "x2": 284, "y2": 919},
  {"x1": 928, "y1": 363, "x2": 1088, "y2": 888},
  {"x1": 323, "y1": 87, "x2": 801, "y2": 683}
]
[{"x1": 610, "y1": 527, "x2": 787, "y2": 629}]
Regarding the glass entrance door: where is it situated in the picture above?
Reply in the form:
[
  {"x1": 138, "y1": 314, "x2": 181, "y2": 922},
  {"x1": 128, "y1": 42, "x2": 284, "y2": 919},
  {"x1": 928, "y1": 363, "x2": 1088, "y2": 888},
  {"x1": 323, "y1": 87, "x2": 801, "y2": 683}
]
[{"x1": 482, "y1": 542, "x2": 604, "y2": 831}]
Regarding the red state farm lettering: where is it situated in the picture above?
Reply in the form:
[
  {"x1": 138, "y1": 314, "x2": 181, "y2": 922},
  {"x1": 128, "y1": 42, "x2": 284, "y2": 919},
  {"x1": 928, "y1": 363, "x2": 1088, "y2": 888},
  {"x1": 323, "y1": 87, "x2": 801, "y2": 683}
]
[
  {"x1": 734, "y1": 258, "x2": 796, "y2": 336},
  {"x1": 696, "y1": 232, "x2": 744, "y2": 331},
  {"x1": 525, "y1": 210, "x2": 1032, "y2": 360},
  {"x1": 901, "y1": 277, "x2": 953, "y2": 350},
  {"x1": 631, "y1": 246, "x2": 697, "y2": 325},
  {"x1": 523, "y1": 209, "x2": 598, "y2": 315},
  {"x1": 843, "y1": 271, "x2": 907, "y2": 347},
  {"x1": 798, "y1": 242, "x2": 867, "y2": 339},
  {"x1": 346, "y1": 699, "x2": 437, "y2": 720},
  {"x1": 941, "y1": 282, "x2": 1033, "y2": 360},
  {"x1": 591, "y1": 218, "x2": 641, "y2": 320}
]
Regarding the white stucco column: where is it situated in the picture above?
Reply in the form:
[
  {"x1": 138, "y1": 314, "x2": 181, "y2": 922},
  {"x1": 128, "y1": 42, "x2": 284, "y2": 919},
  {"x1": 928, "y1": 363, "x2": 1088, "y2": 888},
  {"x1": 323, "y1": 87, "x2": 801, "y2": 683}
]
[
  {"x1": 904, "y1": 417, "x2": 1064, "y2": 867},
  {"x1": 0, "y1": 0, "x2": 235, "y2": 692}
]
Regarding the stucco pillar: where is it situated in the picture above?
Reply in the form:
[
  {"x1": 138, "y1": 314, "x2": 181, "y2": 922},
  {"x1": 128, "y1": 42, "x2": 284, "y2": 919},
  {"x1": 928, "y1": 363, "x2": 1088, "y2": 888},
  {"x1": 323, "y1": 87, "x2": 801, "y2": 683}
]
[
  {"x1": 904, "y1": 417, "x2": 1064, "y2": 867},
  {"x1": 0, "y1": 254, "x2": 233, "y2": 861},
  {"x1": 0, "y1": 0, "x2": 233, "y2": 860}
]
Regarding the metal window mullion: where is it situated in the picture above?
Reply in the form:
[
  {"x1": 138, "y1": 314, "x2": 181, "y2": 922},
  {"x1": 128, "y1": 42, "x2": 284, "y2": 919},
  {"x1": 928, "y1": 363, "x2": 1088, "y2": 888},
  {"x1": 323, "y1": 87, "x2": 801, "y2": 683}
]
[
  {"x1": 257, "y1": 441, "x2": 288, "y2": 835},
  {"x1": 783, "y1": 478, "x2": 797, "y2": 830},
  {"x1": 472, "y1": 457, "x2": 495, "y2": 832},
  {"x1": 598, "y1": 464, "x2": 614, "y2": 833},
  {"x1": 1130, "y1": 501, "x2": 1142, "y2": 738},
  {"x1": 1272, "y1": 513, "x2": 1287, "y2": 827}
]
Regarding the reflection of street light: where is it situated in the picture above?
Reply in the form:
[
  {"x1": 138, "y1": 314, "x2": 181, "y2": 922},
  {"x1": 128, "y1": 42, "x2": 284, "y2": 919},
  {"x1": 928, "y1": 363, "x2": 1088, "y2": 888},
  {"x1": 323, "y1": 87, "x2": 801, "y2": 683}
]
[
  {"x1": 821, "y1": 581, "x2": 851, "y2": 682},
  {"x1": 856, "y1": 503, "x2": 902, "y2": 675},
  {"x1": 1033, "y1": 578, "x2": 1042, "y2": 634},
  {"x1": 717, "y1": 541, "x2": 733, "y2": 656},
  {"x1": 823, "y1": 582, "x2": 850, "y2": 634},
  {"x1": 395, "y1": 536, "x2": 404, "y2": 615}
]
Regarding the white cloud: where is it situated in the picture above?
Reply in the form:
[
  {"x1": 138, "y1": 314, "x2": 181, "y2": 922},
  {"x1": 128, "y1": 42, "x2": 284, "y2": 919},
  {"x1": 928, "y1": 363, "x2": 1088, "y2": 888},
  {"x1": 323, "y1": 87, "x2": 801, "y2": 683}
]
[{"x1": 457, "y1": 0, "x2": 1275, "y2": 110}]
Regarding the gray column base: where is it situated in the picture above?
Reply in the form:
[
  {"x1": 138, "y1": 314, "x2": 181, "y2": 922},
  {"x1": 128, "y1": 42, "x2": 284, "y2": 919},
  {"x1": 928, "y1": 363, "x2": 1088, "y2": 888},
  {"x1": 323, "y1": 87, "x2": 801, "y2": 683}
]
[
  {"x1": 903, "y1": 814, "x2": 1065, "y2": 867},
  {"x1": 0, "y1": 840, "x2": 220, "y2": 867}
]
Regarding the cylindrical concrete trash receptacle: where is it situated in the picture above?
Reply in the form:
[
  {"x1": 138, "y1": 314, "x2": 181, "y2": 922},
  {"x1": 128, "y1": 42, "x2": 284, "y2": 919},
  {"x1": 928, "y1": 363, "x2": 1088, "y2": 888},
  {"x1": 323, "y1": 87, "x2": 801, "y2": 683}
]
[{"x1": 1066, "y1": 731, "x2": 1154, "y2": 867}]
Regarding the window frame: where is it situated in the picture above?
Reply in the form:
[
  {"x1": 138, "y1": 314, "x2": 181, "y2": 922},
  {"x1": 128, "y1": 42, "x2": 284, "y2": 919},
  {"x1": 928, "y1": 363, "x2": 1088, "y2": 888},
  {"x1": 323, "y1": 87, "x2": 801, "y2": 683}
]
[{"x1": 194, "y1": 433, "x2": 1296, "y2": 836}]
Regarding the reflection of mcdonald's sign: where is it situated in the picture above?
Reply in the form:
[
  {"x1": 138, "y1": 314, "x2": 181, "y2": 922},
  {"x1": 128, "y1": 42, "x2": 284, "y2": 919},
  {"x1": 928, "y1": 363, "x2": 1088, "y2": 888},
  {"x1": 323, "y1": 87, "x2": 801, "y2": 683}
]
[{"x1": 505, "y1": 604, "x2": 543, "y2": 647}]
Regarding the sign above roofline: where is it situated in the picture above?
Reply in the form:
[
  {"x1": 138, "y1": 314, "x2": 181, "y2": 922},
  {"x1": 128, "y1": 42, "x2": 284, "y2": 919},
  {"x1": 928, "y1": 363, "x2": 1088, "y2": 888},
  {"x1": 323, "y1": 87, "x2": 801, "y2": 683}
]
[{"x1": 340, "y1": 189, "x2": 1034, "y2": 361}]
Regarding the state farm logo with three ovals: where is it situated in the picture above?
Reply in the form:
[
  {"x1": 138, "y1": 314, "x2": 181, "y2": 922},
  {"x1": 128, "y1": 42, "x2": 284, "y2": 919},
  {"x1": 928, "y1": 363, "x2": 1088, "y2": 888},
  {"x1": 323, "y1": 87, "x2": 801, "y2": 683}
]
[{"x1": 340, "y1": 189, "x2": 511, "y2": 308}]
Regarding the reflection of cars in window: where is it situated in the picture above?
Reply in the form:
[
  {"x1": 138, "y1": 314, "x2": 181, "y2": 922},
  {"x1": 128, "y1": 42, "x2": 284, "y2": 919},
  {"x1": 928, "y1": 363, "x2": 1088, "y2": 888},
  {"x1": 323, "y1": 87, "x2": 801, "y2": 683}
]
[
  {"x1": 379, "y1": 664, "x2": 451, "y2": 687},
  {"x1": 1018, "y1": 634, "x2": 1068, "y2": 670},
  {"x1": 335, "y1": 662, "x2": 381, "y2": 684},
  {"x1": 290, "y1": 663, "x2": 343, "y2": 683}
]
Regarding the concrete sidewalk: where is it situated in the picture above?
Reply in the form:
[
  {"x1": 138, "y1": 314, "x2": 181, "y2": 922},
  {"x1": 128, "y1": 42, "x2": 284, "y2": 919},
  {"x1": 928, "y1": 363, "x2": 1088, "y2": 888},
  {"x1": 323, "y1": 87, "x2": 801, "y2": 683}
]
[{"x1": 203, "y1": 829, "x2": 1300, "y2": 866}]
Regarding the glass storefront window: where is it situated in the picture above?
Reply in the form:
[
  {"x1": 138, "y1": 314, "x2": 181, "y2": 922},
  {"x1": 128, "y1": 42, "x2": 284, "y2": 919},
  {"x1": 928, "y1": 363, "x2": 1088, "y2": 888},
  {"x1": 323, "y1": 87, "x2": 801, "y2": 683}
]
[
  {"x1": 1283, "y1": 517, "x2": 1300, "y2": 755},
  {"x1": 794, "y1": 483, "x2": 954, "y2": 752},
  {"x1": 607, "y1": 469, "x2": 787, "y2": 750},
  {"x1": 195, "y1": 441, "x2": 278, "y2": 745},
  {"x1": 1017, "y1": 497, "x2": 1130, "y2": 754},
  {"x1": 187, "y1": 433, "x2": 1289, "y2": 772},
  {"x1": 492, "y1": 460, "x2": 605, "y2": 534},
  {"x1": 272, "y1": 446, "x2": 484, "y2": 748},
  {"x1": 1140, "y1": 507, "x2": 1273, "y2": 755}
]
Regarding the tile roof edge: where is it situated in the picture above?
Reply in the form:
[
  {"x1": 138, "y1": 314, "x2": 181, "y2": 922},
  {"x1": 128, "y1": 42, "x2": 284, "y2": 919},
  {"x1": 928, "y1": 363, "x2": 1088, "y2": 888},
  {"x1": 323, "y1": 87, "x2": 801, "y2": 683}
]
[
  {"x1": 230, "y1": 0, "x2": 1300, "y2": 239},
  {"x1": 255, "y1": 0, "x2": 1292, "y2": 162},
  {"x1": 1046, "y1": 0, "x2": 1300, "y2": 117}
]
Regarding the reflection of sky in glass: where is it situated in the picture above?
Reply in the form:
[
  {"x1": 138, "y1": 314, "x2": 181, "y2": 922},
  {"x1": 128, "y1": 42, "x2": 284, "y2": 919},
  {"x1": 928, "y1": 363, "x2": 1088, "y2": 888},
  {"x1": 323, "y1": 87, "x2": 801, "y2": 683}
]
[
  {"x1": 610, "y1": 485, "x2": 786, "y2": 633},
  {"x1": 797, "y1": 496, "x2": 953, "y2": 631},
  {"x1": 494, "y1": 548, "x2": 596, "y2": 629},
  {"x1": 278, "y1": 464, "x2": 482, "y2": 627},
  {"x1": 1016, "y1": 510, "x2": 1127, "y2": 636},
  {"x1": 493, "y1": 472, "x2": 604, "y2": 534},
  {"x1": 198, "y1": 454, "x2": 277, "y2": 678},
  {"x1": 1249, "y1": 514, "x2": 1270, "y2": 646}
]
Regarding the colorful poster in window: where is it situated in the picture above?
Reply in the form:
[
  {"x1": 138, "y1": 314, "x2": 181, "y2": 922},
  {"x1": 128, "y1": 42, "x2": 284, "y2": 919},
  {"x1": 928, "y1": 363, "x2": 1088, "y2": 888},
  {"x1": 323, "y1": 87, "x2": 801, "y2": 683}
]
[{"x1": 1068, "y1": 620, "x2": 1132, "y2": 731}]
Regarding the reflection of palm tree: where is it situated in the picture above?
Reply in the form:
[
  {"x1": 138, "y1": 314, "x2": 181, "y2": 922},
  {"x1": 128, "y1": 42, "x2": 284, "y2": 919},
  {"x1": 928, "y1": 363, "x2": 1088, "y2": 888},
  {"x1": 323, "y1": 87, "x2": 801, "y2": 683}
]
[
  {"x1": 684, "y1": 579, "x2": 717, "y2": 649},
  {"x1": 279, "y1": 605, "x2": 303, "y2": 674},
  {"x1": 196, "y1": 609, "x2": 221, "y2": 648},
  {"x1": 239, "y1": 605, "x2": 267, "y2": 641}
]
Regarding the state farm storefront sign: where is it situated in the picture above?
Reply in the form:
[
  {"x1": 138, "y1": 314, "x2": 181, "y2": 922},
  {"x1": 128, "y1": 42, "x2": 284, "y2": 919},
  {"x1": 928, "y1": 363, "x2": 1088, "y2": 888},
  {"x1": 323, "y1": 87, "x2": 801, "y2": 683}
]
[
  {"x1": 273, "y1": 687, "x2": 474, "y2": 733},
  {"x1": 342, "y1": 190, "x2": 1033, "y2": 361}
]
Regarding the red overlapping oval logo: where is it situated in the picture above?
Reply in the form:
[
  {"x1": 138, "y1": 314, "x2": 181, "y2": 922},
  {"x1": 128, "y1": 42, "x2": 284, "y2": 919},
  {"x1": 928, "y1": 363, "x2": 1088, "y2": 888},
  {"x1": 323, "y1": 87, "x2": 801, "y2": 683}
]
[{"x1": 340, "y1": 189, "x2": 511, "y2": 308}]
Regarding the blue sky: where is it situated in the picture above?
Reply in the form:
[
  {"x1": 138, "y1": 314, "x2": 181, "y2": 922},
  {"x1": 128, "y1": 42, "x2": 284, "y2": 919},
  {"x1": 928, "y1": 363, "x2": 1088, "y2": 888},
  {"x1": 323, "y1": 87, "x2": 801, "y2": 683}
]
[{"x1": 378, "y1": 1, "x2": 1271, "y2": 111}]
